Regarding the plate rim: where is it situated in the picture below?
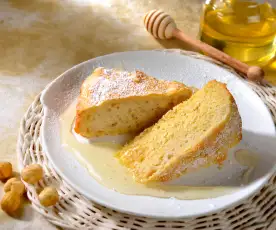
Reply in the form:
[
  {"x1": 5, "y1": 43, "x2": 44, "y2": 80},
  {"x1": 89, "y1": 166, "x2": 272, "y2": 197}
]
[{"x1": 40, "y1": 50, "x2": 276, "y2": 218}]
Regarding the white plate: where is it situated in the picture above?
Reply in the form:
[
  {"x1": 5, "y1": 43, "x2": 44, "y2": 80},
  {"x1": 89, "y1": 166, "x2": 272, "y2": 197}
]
[{"x1": 41, "y1": 50, "x2": 276, "y2": 218}]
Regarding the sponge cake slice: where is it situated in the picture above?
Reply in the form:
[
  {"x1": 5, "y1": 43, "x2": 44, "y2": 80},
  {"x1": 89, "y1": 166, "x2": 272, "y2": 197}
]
[
  {"x1": 116, "y1": 80, "x2": 242, "y2": 183},
  {"x1": 74, "y1": 67, "x2": 192, "y2": 138}
]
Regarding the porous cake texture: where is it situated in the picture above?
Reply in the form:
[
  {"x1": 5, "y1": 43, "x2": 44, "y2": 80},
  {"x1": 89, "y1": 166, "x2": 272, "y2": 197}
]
[
  {"x1": 117, "y1": 80, "x2": 242, "y2": 183},
  {"x1": 74, "y1": 67, "x2": 192, "y2": 138}
]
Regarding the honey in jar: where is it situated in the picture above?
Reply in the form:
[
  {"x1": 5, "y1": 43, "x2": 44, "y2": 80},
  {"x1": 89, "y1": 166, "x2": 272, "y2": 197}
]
[{"x1": 199, "y1": 0, "x2": 276, "y2": 66}]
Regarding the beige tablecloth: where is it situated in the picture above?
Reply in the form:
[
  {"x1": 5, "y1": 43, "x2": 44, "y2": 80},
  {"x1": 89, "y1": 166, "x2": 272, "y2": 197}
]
[{"x1": 0, "y1": 0, "x2": 275, "y2": 229}]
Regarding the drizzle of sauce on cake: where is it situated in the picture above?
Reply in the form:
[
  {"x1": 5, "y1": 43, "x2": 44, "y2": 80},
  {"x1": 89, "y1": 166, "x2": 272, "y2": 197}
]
[{"x1": 59, "y1": 101, "x2": 256, "y2": 200}]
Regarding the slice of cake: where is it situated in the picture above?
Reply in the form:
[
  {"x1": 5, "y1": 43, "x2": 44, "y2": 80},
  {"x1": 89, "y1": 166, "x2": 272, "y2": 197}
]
[
  {"x1": 74, "y1": 67, "x2": 192, "y2": 138},
  {"x1": 116, "y1": 80, "x2": 242, "y2": 183}
]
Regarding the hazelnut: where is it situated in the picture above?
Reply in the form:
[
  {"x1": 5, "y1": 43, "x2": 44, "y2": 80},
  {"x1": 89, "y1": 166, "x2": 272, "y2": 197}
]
[
  {"x1": 10, "y1": 181, "x2": 25, "y2": 196},
  {"x1": 21, "y1": 164, "x2": 43, "y2": 184},
  {"x1": 1, "y1": 191, "x2": 21, "y2": 214},
  {"x1": 0, "y1": 162, "x2": 13, "y2": 180},
  {"x1": 4, "y1": 178, "x2": 25, "y2": 195},
  {"x1": 39, "y1": 187, "x2": 59, "y2": 207},
  {"x1": 4, "y1": 177, "x2": 18, "y2": 192}
]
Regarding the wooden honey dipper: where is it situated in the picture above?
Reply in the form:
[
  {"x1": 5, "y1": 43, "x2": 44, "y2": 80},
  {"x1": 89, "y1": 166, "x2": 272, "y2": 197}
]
[{"x1": 144, "y1": 10, "x2": 264, "y2": 82}]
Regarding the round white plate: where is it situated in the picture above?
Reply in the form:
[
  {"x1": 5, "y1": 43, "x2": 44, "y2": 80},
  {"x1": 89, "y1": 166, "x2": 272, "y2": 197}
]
[{"x1": 41, "y1": 50, "x2": 276, "y2": 218}]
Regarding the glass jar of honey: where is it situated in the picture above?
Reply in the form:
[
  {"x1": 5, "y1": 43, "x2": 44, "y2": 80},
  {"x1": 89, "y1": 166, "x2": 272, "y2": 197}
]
[{"x1": 199, "y1": 0, "x2": 276, "y2": 66}]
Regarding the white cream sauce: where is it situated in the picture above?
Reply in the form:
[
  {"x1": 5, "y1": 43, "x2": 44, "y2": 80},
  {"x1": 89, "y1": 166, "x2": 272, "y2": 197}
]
[{"x1": 59, "y1": 101, "x2": 257, "y2": 200}]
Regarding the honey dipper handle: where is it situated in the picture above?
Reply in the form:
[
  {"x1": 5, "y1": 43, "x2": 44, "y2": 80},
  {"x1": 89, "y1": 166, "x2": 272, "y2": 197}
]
[{"x1": 172, "y1": 29, "x2": 264, "y2": 82}]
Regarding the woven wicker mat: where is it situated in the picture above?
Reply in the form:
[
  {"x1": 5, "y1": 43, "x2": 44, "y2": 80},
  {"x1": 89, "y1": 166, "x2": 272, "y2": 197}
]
[{"x1": 17, "y1": 50, "x2": 276, "y2": 230}]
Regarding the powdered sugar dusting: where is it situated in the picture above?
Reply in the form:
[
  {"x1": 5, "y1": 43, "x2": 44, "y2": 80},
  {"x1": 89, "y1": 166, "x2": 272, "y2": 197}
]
[
  {"x1": 174, "y1": 103, "x2": 242, "y2": 177},
  {"x1": 85, "y1": 67, "x2": 189, "y2": 106}
]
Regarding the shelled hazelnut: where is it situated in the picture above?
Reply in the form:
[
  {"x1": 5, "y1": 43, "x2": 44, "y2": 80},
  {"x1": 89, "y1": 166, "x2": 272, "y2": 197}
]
[
  {"x1": 1, "y1": 191, "x2": 21, "y2": 214},
  {"x1": 21, "y1": 164, "x2": 43, "y2": 184},
  {"x1": 0, "y1": 162, "x2": 12, "y2": 180},
  {"x1": 4, "y1": 177, "x2": 25, "y2": 195},
  {"x1": 39, "y1": 187, "x2": 59, "y2": 207}
]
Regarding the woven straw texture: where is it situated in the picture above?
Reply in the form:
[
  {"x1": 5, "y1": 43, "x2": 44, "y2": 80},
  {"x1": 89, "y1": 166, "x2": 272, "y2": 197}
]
[{"x1": 17, "y1": 50, "x2": 276, "y2": 230}]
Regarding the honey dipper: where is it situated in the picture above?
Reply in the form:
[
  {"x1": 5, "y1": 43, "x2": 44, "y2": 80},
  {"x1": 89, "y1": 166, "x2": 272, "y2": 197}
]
[{"x1": 144, "y1": 10, "x2": 264, "y2": 82}]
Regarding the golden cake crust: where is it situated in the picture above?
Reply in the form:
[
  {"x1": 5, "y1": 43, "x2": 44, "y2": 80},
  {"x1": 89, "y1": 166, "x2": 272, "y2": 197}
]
[
  {"x1": 74, "y1": 67, "x2": 192, "y2": 137},
  {"x1": 77, "y1": 67, "x2": 189, "y2": 107}
]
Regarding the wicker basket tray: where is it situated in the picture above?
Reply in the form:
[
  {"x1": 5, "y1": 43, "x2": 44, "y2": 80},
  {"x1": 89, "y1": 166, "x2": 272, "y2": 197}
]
[{"x1": 17, "y1": 50, "x2": 276, "y2": 230}]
